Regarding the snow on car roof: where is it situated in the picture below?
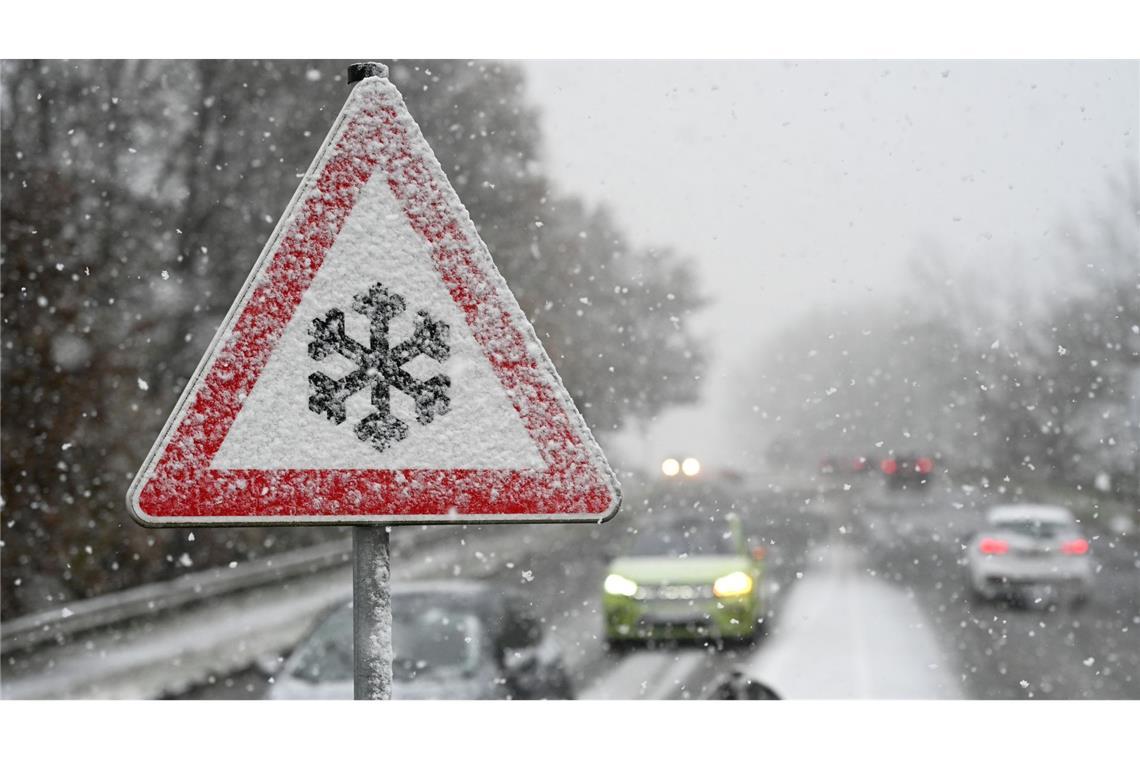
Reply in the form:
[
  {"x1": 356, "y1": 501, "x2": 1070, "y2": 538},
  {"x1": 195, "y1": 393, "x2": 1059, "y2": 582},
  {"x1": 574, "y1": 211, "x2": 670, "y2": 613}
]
[{"x1": 986, "y1": 504, "x2": 1075, "y2": 524}]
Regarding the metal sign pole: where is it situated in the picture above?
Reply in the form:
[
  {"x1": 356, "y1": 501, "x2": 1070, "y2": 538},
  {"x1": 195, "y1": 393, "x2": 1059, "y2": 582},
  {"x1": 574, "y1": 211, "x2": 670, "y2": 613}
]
[
  {"x1": 353, "y1": 525, "x2": 393, "y2": 700},
  {"x1": 347, "y1": 62, "x2": 395, "y2": 701}
]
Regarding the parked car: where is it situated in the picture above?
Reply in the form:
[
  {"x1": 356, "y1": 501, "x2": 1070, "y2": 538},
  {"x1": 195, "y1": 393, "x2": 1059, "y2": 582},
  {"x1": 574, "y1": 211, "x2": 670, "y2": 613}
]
[
  {"x1": 602, "y1": 513, "x2": 767, "y2": 645},
  {"x1": 269, "y1": 580, "x2": 574, "y2": 699},
  {"x1": 964, "y1": 504, "x2": 1092, "y2": 607}
]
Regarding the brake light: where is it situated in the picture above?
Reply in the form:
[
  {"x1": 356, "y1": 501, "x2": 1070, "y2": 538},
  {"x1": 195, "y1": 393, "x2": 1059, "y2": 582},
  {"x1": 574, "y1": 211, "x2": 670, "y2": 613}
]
[
  {"x1": 916, "y1": 457, "x2": 933, "y2": 474},
  {"x1": 881, "y1": 459, "x2": 897, "y2": 475},
  {"x1": 1061, "y1": 538, "x2": 1089, "y2": 555},
  {"x1": 979, "y1": 537, "x2": 1009, "y2": 554}
]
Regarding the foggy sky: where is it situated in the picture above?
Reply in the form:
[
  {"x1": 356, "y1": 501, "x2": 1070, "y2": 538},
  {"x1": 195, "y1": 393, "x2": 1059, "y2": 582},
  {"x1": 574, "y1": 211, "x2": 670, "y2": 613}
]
[{"x1": 521, "y1": 60, "x2": 1139, "y2": 472}]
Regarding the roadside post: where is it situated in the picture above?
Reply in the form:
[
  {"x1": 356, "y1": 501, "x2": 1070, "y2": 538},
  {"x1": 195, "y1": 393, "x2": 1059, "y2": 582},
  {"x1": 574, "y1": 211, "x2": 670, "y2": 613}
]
[
  {"x1": 127, "y1": 62, "x2": 621, "y2": 699},
  {"x1": 352, "y1": 519, "x2": 392, "y2": 699}
]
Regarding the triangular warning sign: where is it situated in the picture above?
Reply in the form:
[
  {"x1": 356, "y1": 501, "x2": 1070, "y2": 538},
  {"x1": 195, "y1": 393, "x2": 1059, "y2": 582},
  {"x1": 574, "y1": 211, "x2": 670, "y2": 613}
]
[{"x1": 128, "y1": 73, "x2": 620, "y2": 525}]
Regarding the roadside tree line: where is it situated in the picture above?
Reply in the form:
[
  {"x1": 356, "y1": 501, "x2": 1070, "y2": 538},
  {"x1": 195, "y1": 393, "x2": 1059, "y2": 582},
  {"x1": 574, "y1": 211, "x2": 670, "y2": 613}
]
[
  {"x1": 0, "y1": 60, "x2": 707, "y2": 618},
  {"x1": 736, "y1": 169, "x2": 1139, "y2": 501}
]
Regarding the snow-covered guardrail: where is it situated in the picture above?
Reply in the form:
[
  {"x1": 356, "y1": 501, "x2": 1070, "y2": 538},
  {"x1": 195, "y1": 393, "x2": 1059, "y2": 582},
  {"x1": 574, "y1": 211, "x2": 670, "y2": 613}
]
[{"x1": 1, "y1": 537, "x2": 354, "y2": 655}]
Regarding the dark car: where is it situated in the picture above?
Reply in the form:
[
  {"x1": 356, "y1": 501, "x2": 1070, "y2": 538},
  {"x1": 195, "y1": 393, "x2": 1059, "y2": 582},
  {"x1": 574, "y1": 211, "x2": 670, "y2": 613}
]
[
  {"x1": 269, "y1": 580, "x2": 574, "y2": 699},
  {"x1": 880, "y1": 454, "x2": 934, "y2": 489}
]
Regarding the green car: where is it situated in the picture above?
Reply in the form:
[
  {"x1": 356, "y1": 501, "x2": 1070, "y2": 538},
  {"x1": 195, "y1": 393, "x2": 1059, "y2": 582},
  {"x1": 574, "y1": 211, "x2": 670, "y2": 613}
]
[{"x1": 602, "y1": 513, "x2": 766, "y2": 644}]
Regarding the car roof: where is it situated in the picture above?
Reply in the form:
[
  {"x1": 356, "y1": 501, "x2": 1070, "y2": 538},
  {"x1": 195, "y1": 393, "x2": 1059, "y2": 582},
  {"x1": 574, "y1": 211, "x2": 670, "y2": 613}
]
[{"x1": 986, "y1": 504, "x2": 1075, "y2": 524}]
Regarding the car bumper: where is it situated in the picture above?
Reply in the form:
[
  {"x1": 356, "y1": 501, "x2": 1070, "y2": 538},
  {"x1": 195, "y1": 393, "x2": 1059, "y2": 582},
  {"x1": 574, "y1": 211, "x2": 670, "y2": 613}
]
[
  {"x1": 970, "y1": 557, "x2": 1091, "y2": 596},
  {"x1": 603, "y1": 594, "x2": 758, "y2": 641},
  {"x1": 886, "y1": 475, "x2": 931, "y2": 487}
]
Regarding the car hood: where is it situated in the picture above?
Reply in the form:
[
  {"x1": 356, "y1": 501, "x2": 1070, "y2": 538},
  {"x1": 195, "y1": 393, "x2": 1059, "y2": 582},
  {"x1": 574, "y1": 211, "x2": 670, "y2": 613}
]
[{"x1": 607, "y1": 555, "x2": 750, "y2": 584}]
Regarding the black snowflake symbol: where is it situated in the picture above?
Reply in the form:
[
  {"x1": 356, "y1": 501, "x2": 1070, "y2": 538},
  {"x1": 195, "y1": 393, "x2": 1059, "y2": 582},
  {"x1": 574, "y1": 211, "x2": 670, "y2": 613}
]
[{"x1": 307, "y1": 282, "x2": 450, "y2": 452}]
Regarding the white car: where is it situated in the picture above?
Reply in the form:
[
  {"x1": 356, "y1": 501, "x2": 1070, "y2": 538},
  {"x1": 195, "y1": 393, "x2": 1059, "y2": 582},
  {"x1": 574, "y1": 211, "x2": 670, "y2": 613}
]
[
  {"x1": 269, "y1": 580, "x2": 574, "y2": 699},
  {"x1": 965, "y1": 504, "x2": 1092, "y2": 606}
]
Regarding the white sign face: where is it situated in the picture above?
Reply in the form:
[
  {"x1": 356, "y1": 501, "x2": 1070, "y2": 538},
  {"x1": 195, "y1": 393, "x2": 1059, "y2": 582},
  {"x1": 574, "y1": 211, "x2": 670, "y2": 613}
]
[
  {"x1": 211, "y1": 169, "x2": 544, "y2": 472},
  {"x1": 128, "y1": 74, "x2": 620, "y2": 526}
]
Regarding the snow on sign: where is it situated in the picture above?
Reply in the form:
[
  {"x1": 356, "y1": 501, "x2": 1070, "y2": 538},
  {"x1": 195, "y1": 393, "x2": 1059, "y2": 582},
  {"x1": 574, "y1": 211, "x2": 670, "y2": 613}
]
[{"x1": 128, "y1": 71, "x2": 620, "y2": 526}]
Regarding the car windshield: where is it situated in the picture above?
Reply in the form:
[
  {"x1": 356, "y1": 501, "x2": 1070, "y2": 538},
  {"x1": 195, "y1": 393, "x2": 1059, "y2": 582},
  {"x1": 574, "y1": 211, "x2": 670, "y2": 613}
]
[
  {"x1": 286, "y1": 597, "x2": 484, "y2": 684},
  {"x1": 628, "y1": 523, "x2": 739, "y2": 557}
]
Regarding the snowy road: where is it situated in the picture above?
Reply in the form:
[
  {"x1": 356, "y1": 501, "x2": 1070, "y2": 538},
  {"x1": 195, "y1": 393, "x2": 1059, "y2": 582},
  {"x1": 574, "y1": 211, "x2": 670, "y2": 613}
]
[
  {"x1": 6, "y1": 477, "x2": 1137, "y2": 700},
  {"x1": 175, "y1": 486, "x2": 828, "y2": 700},
  {"x1": 855, "y1": 483, "x2": 1140, "y2": 699},
  {"x1": 180, "y1": 479, "x2": 1140, "y2": 701}
]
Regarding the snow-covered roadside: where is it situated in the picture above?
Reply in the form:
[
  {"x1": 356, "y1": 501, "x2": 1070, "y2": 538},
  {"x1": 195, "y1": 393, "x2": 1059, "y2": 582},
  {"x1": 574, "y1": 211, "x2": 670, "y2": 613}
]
[
  {"x1": 743, "y1": 543, "x2": 962, "y2": 699},
  {"x1": 2, "y1": 526, "x2": 557, "y2": 699}
]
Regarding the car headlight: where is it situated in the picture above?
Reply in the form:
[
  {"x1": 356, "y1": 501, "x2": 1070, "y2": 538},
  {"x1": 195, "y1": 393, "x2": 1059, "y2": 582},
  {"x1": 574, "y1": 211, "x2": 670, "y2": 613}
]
[
  {"x1": 604, "y1": 573, "x2": 639, "y2": 597},
  {"x1": 712, "y1": 571, "x2": 753, "y2": 598}
]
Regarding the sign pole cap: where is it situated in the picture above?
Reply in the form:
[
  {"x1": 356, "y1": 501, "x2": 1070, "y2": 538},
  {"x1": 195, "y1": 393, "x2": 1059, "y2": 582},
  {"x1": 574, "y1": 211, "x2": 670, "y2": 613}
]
[{"x1": 348, "y1": 62, "x2": 389, "y2": 84}]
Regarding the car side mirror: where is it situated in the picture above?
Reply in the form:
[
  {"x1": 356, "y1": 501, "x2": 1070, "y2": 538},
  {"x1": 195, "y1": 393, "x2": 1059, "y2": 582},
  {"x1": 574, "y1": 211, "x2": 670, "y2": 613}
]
[{"x1": 751, "y1": 546, "x2": 767, "y2": 561}]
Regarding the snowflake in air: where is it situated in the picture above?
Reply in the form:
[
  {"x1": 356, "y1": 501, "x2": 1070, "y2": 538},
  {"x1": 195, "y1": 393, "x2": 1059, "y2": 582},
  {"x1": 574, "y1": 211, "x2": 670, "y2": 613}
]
[{"x1": 308, "y1": 281, "x2": 450, "y2": 452}]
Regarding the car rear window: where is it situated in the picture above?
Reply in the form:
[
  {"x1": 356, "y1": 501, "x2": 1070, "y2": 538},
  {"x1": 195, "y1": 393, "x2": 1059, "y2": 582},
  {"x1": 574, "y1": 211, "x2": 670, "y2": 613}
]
[{"x1": 991, "y1": 519, "x2": 1071, "y2": 539}]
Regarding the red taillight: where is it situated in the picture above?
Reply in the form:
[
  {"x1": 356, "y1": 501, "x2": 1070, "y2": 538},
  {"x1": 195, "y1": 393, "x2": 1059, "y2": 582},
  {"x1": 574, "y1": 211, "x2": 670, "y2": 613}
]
[
  {"x1": 1061, "y1": 538, "x2": 1089, "y2": 555},
  {"x1": 881, "y1": 459, "x2": 897, "y2": 475},
  {"x1": 979, "y1": 537, "x2": 1009, "y2": 554},
  {"x1": 916, "y1": 457, "x2": 933, "y2": 474}
]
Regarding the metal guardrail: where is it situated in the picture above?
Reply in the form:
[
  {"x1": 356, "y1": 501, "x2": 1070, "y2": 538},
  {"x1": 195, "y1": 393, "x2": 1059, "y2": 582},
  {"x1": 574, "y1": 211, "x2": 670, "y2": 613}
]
[
  {"x1": 0, "y1": 523, "x2": 481, "y2": 658},
  {"x1": 0, "y1": 538, "x2": 353, "y2": 655}
]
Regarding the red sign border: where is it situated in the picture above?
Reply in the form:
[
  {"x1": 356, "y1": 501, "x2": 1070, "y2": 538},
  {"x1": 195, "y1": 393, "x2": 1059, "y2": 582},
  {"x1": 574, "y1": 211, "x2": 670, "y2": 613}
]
[{"x1": 127, "y1": 77, "x2": 620, "y2": 526}]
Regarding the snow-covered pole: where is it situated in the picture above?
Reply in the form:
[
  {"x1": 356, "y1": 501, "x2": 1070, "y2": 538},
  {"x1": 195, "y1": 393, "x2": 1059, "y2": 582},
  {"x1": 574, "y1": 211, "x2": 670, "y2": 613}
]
[
  {"x1": 347, "y1": 61, "x2": 395, "y2": 701},
  {"x1": 353, "y1": 522, "x2": 392, "y2": 699}
]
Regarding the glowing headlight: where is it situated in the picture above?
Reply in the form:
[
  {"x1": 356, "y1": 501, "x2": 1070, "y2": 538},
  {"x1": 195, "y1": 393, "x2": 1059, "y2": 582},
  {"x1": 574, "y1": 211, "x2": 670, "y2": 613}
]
[
  {"x1": 661, "y1": 458, "x2": 681, "y2": 477},
  {"x1": 681, "y1": 457, "x2": 701, "y2": 477},
  {"x1": 604, "y1": 573, "x2": 639, "y2": 597},
  {"x1": 712, "y1": 571, "x2": 754, "y2": 598}
]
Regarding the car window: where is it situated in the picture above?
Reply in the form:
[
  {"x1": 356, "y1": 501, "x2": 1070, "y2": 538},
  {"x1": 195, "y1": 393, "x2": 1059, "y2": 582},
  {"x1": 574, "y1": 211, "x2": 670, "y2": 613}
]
[
  {"x1": 990, "y1": 520, "x2": 1072, "y2": 539},
  {"x1": 392, "y1": 599, "x2": 484, "y2": 678},
  {"x1": 286, "y1": 606, "x2": 354, "y2": 684}
]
